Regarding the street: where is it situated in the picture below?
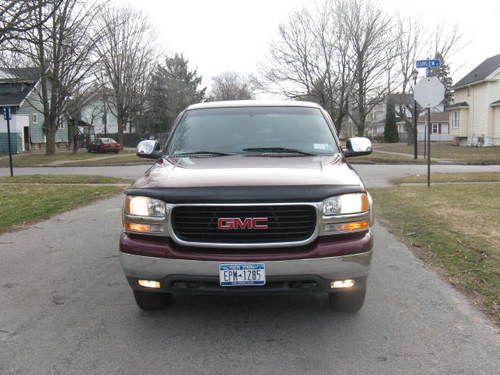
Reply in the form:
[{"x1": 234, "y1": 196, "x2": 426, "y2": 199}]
[
  {"x1": 2, "y1": 162, "x2": 500, "y2": 186},
  {"x1": 0, "y1": 164, "x2": 499, "y2": 374}
]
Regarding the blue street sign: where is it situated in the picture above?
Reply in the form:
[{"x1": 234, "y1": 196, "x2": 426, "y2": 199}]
[
  {"x1": 3, "y1": 107, "x2": 11, "y2": 121},
  {"x1": 416, "y1": 60, "x2": 427, "y2": 68},
  {"x1": 416, "y1": 59, "x2": 441, "y2": 69}
]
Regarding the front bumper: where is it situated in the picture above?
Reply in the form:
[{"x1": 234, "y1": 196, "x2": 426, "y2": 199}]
[{"x1": 120, "y1": 250, "x2": 372, "y2": 294}]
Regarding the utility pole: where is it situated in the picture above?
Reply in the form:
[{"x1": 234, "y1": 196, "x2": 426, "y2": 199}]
[
  {"x1": 423, "y1": 126, "x2": 427, "y2": 158},
  {"x1": 3, "y1": 107, "x2": 14, "y2": 177},
  {"x1": 414, "y1": 100, "x2": 418, "y2": 159},
  {"x1": 412, "y1": 70, "x2": 418, "y2": 159},
  {"x1": 427, "y1": 107, "x2": 431, "y2": 187},
  {"x1": 102, "y1": 84, "x2": 108, "y2": 136}
]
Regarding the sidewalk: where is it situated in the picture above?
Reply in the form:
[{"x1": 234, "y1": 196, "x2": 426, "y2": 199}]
[
  {"x1": 47, "y1": 154, "x2": 127, "y2": 166},
  {"x1": 374, "y1": 149, "x2": 451, "y2": 163}
]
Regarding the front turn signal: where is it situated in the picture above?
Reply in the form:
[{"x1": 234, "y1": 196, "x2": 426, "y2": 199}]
[
  {"x1": 336, "y1": 220, "x2": 369, "y2": 232},
  {"x1": 125, "y1": 222, "x2": 152, "y2": 233}
]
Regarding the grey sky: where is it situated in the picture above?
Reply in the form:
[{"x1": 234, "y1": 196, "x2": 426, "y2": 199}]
[{"x1": 129, "y1": 0, "x2": 500, "y2": 90}]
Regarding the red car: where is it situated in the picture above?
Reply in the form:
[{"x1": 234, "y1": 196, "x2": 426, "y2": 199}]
[
  {"x1": 87, "y1": 138, "x2": 121, "y2": 153},
  {"x1": 121, "y1": 101, "x2": 374, "y2": 312}
]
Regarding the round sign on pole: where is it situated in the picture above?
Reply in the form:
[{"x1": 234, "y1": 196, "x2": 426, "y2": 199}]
[{"x1": 414, "y1": 76, "x2": 445, "y2": 108}]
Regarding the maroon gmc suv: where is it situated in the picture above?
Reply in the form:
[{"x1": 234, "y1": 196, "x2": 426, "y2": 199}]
[{"x1": 120, "y1": 101, "x2": 374, "y2": 312}]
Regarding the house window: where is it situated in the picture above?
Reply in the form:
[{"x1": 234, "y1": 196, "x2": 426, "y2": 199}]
[
  {"x1": 432, "y1": 123, "x2": 438, "y2": 133},
  {"x1": 57, "y1": 118, "x2": 64, "y2": 129},
  {"x1": 32, "y1": 114, "x2": 38, "y2": 124},
  {"x1": 451, "y1": 111, "x2": 460, "y2": 129}
]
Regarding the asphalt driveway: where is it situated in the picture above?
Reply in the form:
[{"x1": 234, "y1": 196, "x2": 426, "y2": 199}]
[{"x1": 0, "y1": 196, "x2": 498, "y2": 375}]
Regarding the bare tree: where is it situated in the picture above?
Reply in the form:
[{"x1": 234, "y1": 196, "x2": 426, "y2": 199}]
[
  {"x1": 429, "y1": 23, "x2": 463, "y2": 63},
  {"x1": 393, "y1": 16, "x2": 422, "y2": 144},
  {"x1": 95, "y1": 6, "x2": 156, "y2": 147},
  {"x1": 0, "y1": 0, "x2": 62, "y2": 46},
  {"x1": 259, "y1": 7, "x2": 319, "y2": 99},
  {"x1": 65, "y1": 83, "x2": 105, "y2": 153},
  {"x1": 341, "y1": 0, "x2": 395, "y2": 136},
  {"x1": 391, "y1": 19, "x2": 462, "y2": 143},
  {"x1": 429, "y1": 23, "x2": 463, "y2": 105},
  {"x1": 209, "y1": 71, "x2": 254, "y2": 101},
  {"x1": 259, "y1": 0, "x2": 395, "y2": 135},
  {"x1": 10, "y1": 0, "x2": 103, "y2": 155},
  {"x1": 313, "y1": 0, "x2": 353, "y2": 131},
  {"x1": 259, "y1": 1, "x2": 352, "y2": 132}
]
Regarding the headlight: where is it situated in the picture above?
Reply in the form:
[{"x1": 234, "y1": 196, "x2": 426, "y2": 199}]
[
  {"x1": 124, "y1": 196, "x2": 166, "y2": 218},
  {"x1": 123, "y1": 196, "x2": 167, "y2": 235},
  {"x1": 320, "y1": 193, "x2": 371, "y2": 236},
  {"x1": 322, "y1": 193, "x2": 369, "y2": 216}
]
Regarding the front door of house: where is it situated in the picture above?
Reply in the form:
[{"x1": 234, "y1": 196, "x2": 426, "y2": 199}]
[{"x1": 23, "y1": 126, "x2": 30, "y2": 151}]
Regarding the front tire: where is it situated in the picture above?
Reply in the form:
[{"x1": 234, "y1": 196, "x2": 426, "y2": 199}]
[
  {"x1": 133, "y1": 290, "x2": 173, "y2": 311},
  {"x1": 328, "y1": 280, "x2": 367, "y2": 313}
]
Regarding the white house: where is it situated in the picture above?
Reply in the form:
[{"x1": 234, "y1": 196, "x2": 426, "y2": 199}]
[
  {"x1": 76, "y1": 89, "x2": 119, "y2": 135},
  {"x1": 448, "y1": 53, "x2": 500, "y2": 146},
  {"x1": 417, "y1": 112, "x2": 452, "y2": 141},
  {"x1": 0, "y1": 67, "x2": 68, "y2": 153}
]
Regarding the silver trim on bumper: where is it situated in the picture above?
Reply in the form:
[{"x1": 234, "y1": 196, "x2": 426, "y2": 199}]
[{"x1": 120, "y1": 251, "x2": 372, "y2": 281}]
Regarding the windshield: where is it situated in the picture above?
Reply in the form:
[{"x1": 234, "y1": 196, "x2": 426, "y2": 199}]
[{"x1": 167, "y1": 106, "x2": 339, "y2": 156}]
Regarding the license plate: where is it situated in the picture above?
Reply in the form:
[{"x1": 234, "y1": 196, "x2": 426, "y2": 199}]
[{"x1": 219, "y1": 263, "x2": 266, "y2": 286}]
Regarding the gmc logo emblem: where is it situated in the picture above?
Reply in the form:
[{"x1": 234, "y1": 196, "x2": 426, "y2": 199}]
[{"x1": 217, "y1": 217, "x2": 269, "y2": 230}]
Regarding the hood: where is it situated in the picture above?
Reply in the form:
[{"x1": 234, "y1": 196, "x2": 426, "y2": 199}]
[{"x1": 132, "y1": 154, "x2": 364, "y2": 189}]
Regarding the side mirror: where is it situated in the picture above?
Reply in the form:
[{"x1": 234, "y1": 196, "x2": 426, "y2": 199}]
[
  {"x1": 136, "y1": 140, "x2": 162, "y2": 159},
  {"x1": 344, "y1": 137, "x2": 373, "y2": 157}
]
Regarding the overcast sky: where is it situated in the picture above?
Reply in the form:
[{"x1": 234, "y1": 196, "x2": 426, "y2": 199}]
[{"x1": 127, "y1": 0, "x2": 500, "y2": 92}]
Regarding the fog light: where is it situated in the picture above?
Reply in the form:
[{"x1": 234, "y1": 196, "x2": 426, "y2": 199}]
[
  {"x1": 331, "y1": 279, "x2": 355, "y2": 289},
  {"x1": 138, "y1": 279, "x2": 161, "y2": 289}
]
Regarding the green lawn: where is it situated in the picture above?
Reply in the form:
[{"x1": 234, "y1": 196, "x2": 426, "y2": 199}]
[
  {"x1": 0, "y1": 174, "x2": 132, "y2": 184},
  {"x1": 372, "y1": 184, "x2": 500, "y2": 324},
  {"x1": 375, "y1": 142, "x2": 500, "y2": 163},
  {"x1": 0, "y1": 149, "x2": 147, "y2": 167},
  {"x1": 0, "y1": 152, "x2": 99, "y2": 167},
  {"x1": 394, "y1": 172, "x2": 500, "y2": 184},
  {"x1": 350, "y1": 151, "x2": 430, "y2": 164},
  {"x1": 0, "y1": 175, "x2": 126, "y2": 233},
  {"x1": 69, "y1": 153, "x2": 150, "y2": 166}
]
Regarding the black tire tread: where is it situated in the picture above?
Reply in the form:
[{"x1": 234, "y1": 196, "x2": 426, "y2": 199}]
[
  {"x1": 133, "y1": 290, "x2": 173, "y2": 311},
  {"x1": 328, "y1": 281, "x2": 366, "y2": 313}
]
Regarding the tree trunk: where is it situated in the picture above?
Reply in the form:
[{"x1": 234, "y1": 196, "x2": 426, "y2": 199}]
[
  {"x1": 406, "y1": 125, "x2": 414, "y2": 145},
  {"x1": 356, "y1": 117, "x2": 365, "y2": 137},
  {"x1": 70, "y1": 119, "x2": 79, "y2": 154},
  {"x1": 117, "y1": 121, "x2": 125, "y2": 150},
  {"x1": 357, "y1": 78, "x2": 365, "y2": 136},
  {"x1": 45, "y1": 125, "x2": 56, "y2": 155},
  {"x1": 334, "y1": 112, "x2": 345, "y2": 134}
]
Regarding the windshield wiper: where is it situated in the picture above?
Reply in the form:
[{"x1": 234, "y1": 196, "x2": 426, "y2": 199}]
[
  {"x1": 242, "y1": 147, "x2": 315, "y2": 156},
  {"x1": 171, "y1": 151, "x2": 232, "y2": 157}
]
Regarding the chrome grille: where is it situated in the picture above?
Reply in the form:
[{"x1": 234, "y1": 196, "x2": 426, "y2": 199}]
[{"x1": 171, "y1": 205, "x2": 317, "y2": 244}]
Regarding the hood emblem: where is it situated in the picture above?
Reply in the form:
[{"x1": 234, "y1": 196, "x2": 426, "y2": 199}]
[{"x1": 217, "y1": 217, "x2": 269, "y2": 230}]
